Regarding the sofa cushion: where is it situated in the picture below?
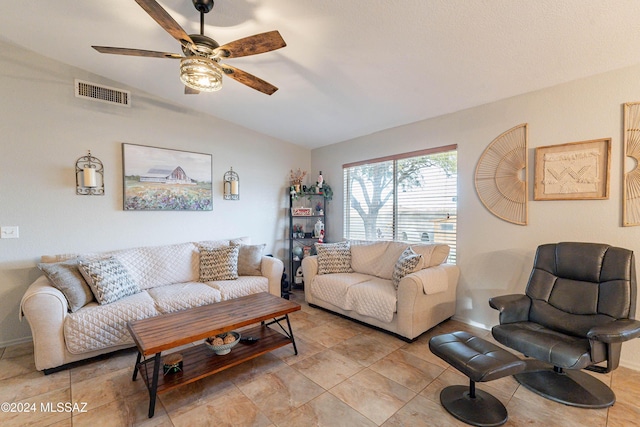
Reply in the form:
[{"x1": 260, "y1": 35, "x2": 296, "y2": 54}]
[
  {"x1": 230, "y1": 236, "x2": 252, "y2": 245},
  {"x1": 350, "y1": 241, "x2": 390, "y2": 275},
  {"x1": 197, "y1": 239, "x2": 231, "y2": 249},
  {"x1": 78, "y1": 256, "x2": 140, "y2": 305},
  {"x1": 147, "y1": 282, "x2": 222, "y2": 314},
  {"x1": 115, "y1": 242, "x2": 199, "y2": 290},
  {"x1": 350, "y1": 241, "x2": 410, "y2": 279},
  {"x1": 392, "y1": 247, "x2": 423, "y2": 289},
  {"x1": 64, "y1": 291, "x2": 159, "y2": 354},
  {"x1": 38, "y1": 259, "x2": 94, "y2": 312},
  {"x1": 207, "y1": 276, "x2": 269, "y2": 300},
  {"x1": 236, "y1": 244, "x2": 265, "y2": 276},
  {"x1": 376, "y1": 242, "x2": 414, "y2": 279},
  {"x1": 350, "y1": 241, "x2": 450, "y2": 278},
  {"x1": 432, "y1": 245, "x2": 450, "y2": 266},
  {"x1": 316, "y1": 241, "x2": 353, "y2": 274},
  {"x1": 411, "y1": 244, "x2": 450, "y2": 267},
  {"x1": 309, "y1": 272, "x2": 372, "y2": 310},
  {"x1": 345, "y1": 277, "x2": 397, "y2": 323},
  {"x1": 199, "y1": 245, "x2": 240, "y2": 281}
]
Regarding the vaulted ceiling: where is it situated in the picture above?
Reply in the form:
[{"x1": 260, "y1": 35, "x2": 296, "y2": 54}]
[{"x1": 2, "y1": 0, "x2": 640, "y2": 148}]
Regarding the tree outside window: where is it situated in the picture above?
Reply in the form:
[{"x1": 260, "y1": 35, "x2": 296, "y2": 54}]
[{"x1": 343, "y1": 146, "x2": 457, "y2": 262}]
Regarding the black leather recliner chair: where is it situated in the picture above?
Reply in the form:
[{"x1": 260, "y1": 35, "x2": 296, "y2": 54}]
[{"x1": 489, "y1": 242, "x2": 640, "y2": 408}]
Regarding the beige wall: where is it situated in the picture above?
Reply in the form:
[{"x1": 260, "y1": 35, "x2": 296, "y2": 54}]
[
  {"x1": 4, "y1": 36, "x2": 640, "y2": 371},
  {"x1": 0, "y1": 41, "x2": 309, "y2": 345},
  {"x1": 312, "y1": 63, "x2": 640, "y2": 370}
]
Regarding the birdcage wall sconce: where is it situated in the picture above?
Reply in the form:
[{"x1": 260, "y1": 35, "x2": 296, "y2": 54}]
[
  {"x1": 223, "y1": 167, "x2": 239, "y2": 200},
  {"x1": 76, "y1": 150, "x2": 104, "y2": 195}
]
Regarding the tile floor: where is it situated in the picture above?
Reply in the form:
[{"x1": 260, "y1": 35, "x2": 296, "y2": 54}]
[{"x1": 1, "y1": 290, "x2": 639, "y2": 426}]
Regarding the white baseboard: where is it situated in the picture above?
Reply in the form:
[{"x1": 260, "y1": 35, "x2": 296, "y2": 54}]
[
  {"x1": 620, "y1": 359, "x2": 640, "y2": 371},
  {"x1": 451, "y1": 315, "x2": 491, "y2": 332},
  {"x1": 0, "y1": 336, "x2": 32, "y2": 349}
]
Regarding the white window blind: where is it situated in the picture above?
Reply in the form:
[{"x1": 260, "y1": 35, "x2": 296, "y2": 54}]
[{"x1": 343, "y1": 145, "x2": 457, "y2": 263}]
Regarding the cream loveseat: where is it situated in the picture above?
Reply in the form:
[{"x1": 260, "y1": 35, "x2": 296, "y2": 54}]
[
  {"x1": 20, "y1": 238, "x2": 283, "y2": 373},
  {"x1": 302, "y1": 240, "x2": 459, "y2": 341}
]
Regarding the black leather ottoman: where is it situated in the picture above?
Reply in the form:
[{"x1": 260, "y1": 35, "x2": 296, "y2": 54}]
[{"x1": 429, "y1": 331, "x2": 526, "y2": 427}]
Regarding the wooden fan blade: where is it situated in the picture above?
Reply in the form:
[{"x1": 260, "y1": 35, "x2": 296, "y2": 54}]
[
  {"x1": 92, "y1": 46, "x2": 183, "y2": 59},
  {"x1": 214, "y1": 31, "x2": 286, "y2": 58},
  {"x1": 135, "y1": 0, "x2": 194, "y2": 47},
  {"x1": 184, "y1": 86, "x2": 200, "y2": 95},
  {"x1": 220, "y1": 64, "x2": 278, "y2": 95}
]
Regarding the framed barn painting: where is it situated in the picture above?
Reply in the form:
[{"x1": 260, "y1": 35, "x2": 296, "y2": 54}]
[{"x1": 122, "y1": 143, "x2": 213, "y2": 211}]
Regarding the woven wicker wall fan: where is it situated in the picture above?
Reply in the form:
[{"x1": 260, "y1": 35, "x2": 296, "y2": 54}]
[
  {"x1": 475, "y1": 124, "x2": 528, "y2": 225},
  {"x1": 623, "y1": 102, "x2": 640, "y2": 226}
]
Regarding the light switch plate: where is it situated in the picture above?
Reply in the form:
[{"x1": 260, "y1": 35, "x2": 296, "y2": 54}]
[{"x1": 0, "y1": 226, "x2": 19, "y2": 238}]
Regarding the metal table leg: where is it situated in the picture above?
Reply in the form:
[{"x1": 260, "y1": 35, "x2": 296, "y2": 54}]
[
  {"x1": 265, "y1": 314, "x2": 298, "y2": 355},
  {"x1": 148, "y1": 353, "x2": 161, "y2": 418},
  {"x1": 132, "y1": 351, "x2": 142, "y2": 381},
  {"x1": 285, "y1": 314, "x2": 298, "y2": 355}
]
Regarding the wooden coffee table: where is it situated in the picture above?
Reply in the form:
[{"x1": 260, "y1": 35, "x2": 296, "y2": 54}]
[{"x1": 127, "y1": 292, "x2": 300, "y2": 417}]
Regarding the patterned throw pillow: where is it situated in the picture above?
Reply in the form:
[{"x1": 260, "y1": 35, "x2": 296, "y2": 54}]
[
  {"x1": 199, "y1": 245, "x2": 240, "y2": 281},
  {"x1": 38, "y1": 259, "x2": 94, "y2": 312},
  {"x1": 237, "y1": 244, "x2": 265, "y2": 276},
  {"x1": 316, "y1": 241, "x2": 353, "y2": 274},
  {"x1": 78, "y1": 257, "x2": 140, "y2": 305},
  {"x1": 392, "y1": 247, "x2": 423, "y2": 290}
]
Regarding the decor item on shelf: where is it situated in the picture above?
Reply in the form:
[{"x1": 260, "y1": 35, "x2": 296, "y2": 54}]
[
  {"x1": 122, "y1": 143, "x2": 212, "y2": 211},
  {"x1": 623, "y1": 102, "x2": 640, "y2": 226},
  {"x1": 293, "y1": 224, "x2": 305, "y2": 239},
  {"x1": 292, "y1": 207, "x2": 312, "y2": 216},
  {"x1": 92, "y1": 0, "x2": 286, "y2": 95},
  {"x1": 223, "y1": 167, "x2": 239, "y2": 200},
  {"x1": 475, "y1": 123, "x2": 527, "y2": 225},
  {"x1": 534, "y1": 138, "x2": 611, "y2": 201},
  {"x1": 294, "y1": 266, "x2": 304, "y2": 284},
  {"x1": 205, "y1": 331, "x2": 240, "y2": 355},
  {"x1": 290, "y1": 168, "x2": 307, "y2": 193},
  {"x1": 314, "y1": 218, "x2": 324, "y2": 238},
  {"x1": 292, "y1": 246, "x2": 303, "y2": 261},
  {"x1": 317, "y1": 171, "x2": 324, "y2": 188},
  {"x1": 319, "y1": 183, "x2": 333, "y2": 201},
  {"x1": 75, "y1": 150, "x2": 104, "y2": 196},
  {"x1": 162, "y1": 353, "x2": 183, "y2": 375},
  {"x1": 287, "y1": 191, "x2": 327, "y2": 293}
]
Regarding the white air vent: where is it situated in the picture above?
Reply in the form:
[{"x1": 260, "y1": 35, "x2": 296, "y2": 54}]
[{"x1": 75, "y1": 79, "x2": 131, "y2": 107}]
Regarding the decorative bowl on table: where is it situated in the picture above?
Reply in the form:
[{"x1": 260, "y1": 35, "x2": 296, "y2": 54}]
[{"x1": 204, "y1": 331, "x2": 240, "y2": 355}]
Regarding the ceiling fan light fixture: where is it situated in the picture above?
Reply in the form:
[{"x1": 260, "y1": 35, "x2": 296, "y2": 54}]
[{"x1": 179, "y1": 57, "x2": 222, "y2": 92}]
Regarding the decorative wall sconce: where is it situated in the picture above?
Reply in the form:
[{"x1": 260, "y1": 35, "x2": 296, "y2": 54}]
[
  {"x1": 75, "y1": 150, "x2": 104, "y2": 195},
  {"x1": 223, "y1": 167, "x2": 239, "y2": 200}
]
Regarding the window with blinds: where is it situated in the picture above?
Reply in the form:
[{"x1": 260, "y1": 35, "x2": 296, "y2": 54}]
[{"x1": 343, "y1": 145, "x2": 457, "y2": 263}]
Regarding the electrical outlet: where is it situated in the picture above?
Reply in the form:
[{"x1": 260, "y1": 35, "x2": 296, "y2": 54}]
[{"x1": 0, "y1": 226, "x2": 19, "y2": 239}]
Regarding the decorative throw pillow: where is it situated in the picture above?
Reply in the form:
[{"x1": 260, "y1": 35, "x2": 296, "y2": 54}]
[
  {"x1": 199, "y1": 245, "x2": 240, "y2": 281},
  {"x1": 237, "y1": 244, "x2": 265, "y2": 276},
  {"x1": 77, "y1": 256, "x2": 140, "y2": 305},
  {"x1": 392, "y1": 247, "x2": 423, "y2": 290},
  {"x1": 38, "y1": 259, "x2": 94, "y2": 312},
  {"x1": 316, "y1": 241, "x2": 353, "y2": 274}
]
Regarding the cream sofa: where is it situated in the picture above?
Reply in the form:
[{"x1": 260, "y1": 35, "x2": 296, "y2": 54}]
[
  {"x1": 20, "y1": 238, "x2": 283, "y2": 373},
  {"x1": 302, "y1": 240, "x2": 459, "y2": 341}
]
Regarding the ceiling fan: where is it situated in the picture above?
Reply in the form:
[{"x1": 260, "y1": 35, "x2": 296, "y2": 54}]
[{"x1": 92, "y1": 0, "x2": 286, "y2": 95}]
